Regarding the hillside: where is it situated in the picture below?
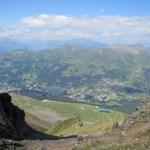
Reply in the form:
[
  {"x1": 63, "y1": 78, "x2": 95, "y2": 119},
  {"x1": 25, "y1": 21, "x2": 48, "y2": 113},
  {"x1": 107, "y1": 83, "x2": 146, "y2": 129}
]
[
  {"x1": 0, "y1": 45, "x2": 150, "y2": 109},
  {"x1": 74, "y1": 98, "x2": 150, "y2": 150},
  {"x1": 2, "y1": 93, "x2": 149, "y2": 150},
  {"x1": 11, "y1": 94, "x2": 124, "y2": 136},
  {"x1": 0, "y1": 93, "x2": 56, "y2": 150}
]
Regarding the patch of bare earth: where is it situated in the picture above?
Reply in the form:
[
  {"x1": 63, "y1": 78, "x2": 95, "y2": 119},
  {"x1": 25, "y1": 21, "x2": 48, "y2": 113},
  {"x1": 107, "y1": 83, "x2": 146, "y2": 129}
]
[
  {"x1": 23, "y1": 137, "x2": 84, "y2": 150},
  {"x1": 27, "y1": 108, "x2": 66, "y2": 123}
]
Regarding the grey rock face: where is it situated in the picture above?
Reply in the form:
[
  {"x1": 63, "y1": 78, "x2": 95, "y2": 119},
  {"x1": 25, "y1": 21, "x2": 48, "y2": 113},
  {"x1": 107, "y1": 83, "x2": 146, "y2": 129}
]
[{"x1": 0, "y1": 93, "x2": 30, "y2": 140}]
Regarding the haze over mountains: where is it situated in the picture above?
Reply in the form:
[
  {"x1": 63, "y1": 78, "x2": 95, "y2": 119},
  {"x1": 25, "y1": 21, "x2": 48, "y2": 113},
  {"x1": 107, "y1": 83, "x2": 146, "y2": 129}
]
[
  {"x1": 0, "y1": 36, "x2": 148, "y2": 52},
  {"x1": 0, "y1": 38, "x2": 107, "y2": 52}
]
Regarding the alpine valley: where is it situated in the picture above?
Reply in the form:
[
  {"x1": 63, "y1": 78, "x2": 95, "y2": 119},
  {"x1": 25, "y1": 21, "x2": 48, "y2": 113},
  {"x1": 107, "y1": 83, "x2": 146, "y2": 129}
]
[{"x1": 0, "y1": 44, "x2": 150, "y2": 113}]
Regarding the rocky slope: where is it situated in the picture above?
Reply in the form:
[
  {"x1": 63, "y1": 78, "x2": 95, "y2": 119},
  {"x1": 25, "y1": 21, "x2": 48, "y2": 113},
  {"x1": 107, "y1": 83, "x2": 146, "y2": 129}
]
[
  {"x1": 0, "y1": 93, "x2": 58, "y2": 150},
  {"x1": 23, "y1": 97, "x2": 150, "y2": 150},
  {"x1": 0, "y1": 93, "x2": 31, "y2": 140},
  {"x1": 0, "y1": 93, "x2": 30, "y2": 149},
  {"x1": 1, "y1": 92, "x2": 150, "y2": 150},
  {"x1": 0, "y1": 93, "x2": 87, "y2": 150},
  {"x1": 75, "y1": 97, "x2": 150, "y2": 150}
]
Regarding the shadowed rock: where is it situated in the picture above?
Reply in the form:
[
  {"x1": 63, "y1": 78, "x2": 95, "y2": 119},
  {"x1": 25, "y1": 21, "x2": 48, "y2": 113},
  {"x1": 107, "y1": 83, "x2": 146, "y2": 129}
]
[
  {"x1": 0, "y1": 93, "x2": 57, "y2": 141},
  {"x1": 0, "y1": 93, "x2": 29, "y2": 139}
]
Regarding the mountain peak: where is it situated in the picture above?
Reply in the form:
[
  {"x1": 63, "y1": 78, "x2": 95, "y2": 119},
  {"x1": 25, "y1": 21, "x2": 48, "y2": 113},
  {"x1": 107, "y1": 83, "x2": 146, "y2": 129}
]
[{"x1": 107, "y1": 44, "x2": 144, "y2": 54}]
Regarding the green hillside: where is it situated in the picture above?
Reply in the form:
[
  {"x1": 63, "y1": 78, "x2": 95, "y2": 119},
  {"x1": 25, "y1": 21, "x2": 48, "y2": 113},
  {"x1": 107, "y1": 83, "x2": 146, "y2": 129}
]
[
  {"x1": 11, "y1": 94, "x2": 124, "y2": 136},
  {"x1": 0, "y1": 46, "x2": 150, "y2": 105},
  {"x1": 74, "y1": 97, "x2": 150, "y2": 150}
]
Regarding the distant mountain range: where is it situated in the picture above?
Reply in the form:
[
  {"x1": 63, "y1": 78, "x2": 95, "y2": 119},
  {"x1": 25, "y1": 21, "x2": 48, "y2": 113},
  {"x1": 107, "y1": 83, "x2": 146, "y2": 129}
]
[
  {"x1": 0, "y1": 37, "x2": 148, "y2": 54},
  {"x1": 0, "y1": 38, "x2": 107, "y2": 52},
  {"x1": 0, "y1": 38, "x2": 27, "y2": 53},
  {"x1": 107, "y1": 44, "x2": 145, "y2": 54}
]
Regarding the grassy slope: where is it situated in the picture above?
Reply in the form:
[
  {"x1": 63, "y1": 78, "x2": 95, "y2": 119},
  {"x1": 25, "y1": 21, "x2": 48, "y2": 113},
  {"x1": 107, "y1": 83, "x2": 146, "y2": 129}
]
[
  {"x1": 74, "y1": 98, "x2": 150, "y2": 150},
  {"x1": 11, "y1": 93, "x2": 124, "y2": 136}
]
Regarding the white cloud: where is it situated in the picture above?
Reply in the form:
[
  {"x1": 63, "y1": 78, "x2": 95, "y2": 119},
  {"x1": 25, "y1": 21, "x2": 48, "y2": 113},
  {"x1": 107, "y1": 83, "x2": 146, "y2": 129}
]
[
  {"x1": 21, "y1": 14, "x2": 74, "y2": 28},
  {"x1": 0, "y1": 27, "x2": 29, "y2": 38},
  {"x1": 1, "y1": 14, "x2": 150, "y2": 44}
]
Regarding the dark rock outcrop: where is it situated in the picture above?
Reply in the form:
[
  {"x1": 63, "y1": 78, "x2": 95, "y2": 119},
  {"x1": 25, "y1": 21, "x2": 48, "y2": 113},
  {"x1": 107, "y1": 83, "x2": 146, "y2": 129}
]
[
  {"x1": 0, "y1": 93, "x2": 58, "y2": 141},
  {"x1": 0, "y1": 93, "x2": 31, "y2": 140},
  {"x1": 0, "y1": 140, "x2": 25, "y2": 150},
  {"x1": 0, "y1": 93, "x2": 58, "y2": 149}
]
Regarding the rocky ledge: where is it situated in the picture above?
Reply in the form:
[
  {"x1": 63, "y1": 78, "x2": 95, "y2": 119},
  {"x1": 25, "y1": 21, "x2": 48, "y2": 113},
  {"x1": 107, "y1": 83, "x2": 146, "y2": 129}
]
[{"x1": 0, "y1": 93, "x2": 31, "y2": 140}]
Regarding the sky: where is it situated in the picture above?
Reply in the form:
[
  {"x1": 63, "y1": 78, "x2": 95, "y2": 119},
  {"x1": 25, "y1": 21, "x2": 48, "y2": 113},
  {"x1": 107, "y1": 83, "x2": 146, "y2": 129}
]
[{"x1": 1, "y1": 0, "x2": 150, "y2": 45}]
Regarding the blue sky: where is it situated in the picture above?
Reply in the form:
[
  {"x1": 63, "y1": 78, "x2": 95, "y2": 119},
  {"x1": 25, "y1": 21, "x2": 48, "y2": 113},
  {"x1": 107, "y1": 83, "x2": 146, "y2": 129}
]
[
  {"x1": 0, "y1": 0, "x2": 150, "y2": 45},
  {"x1": 1, "y1": 0, "x2": 150, "y2": 26}
]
